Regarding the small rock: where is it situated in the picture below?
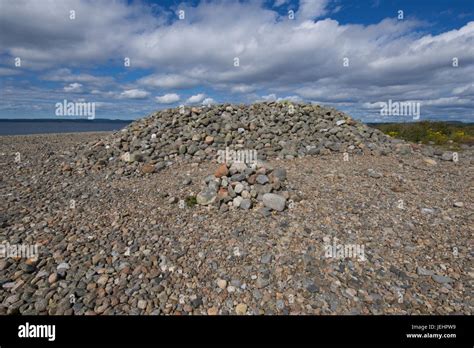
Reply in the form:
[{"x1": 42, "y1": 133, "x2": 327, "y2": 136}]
[
  {"x1": 368, "y1": 169, "x2": 382, "y2": 178},
  {"x1": 272, "y1": 168, "x2": 287, "y2": 181},
  {"x1": 155, "y1": 162, "x2": 166, "y2": 171},
  {"x1": 345, "y1": 288, "x2": 357, "y2": 298},
  {"x1": 97, "y1": 275, "x2": 109, "y2": 286},
  {"x1": 0, "y1": 260, "x2": 9, "y2": 271},
  {"x1": 20, "y1": 263, "x2": 35, "y2": 273},
  {"x1": 57, "y1": 262, "x2": 70, "y2": 271},
  {"x1": 48, "y1": 273, "x2": 58, "y2": 284},
  {"x1": 234, "y1": 183, "x2": 244, "y2": 194},
  {"x1": 217, "y1": 279, "x2": 227, "y2": 290},
  {"x1": 34, "y1": 299, "x2": 48, "y2": 312},
  {"x1": 261, "y1": 254, "x2": 272, "y2": 264},
  {"x1": 262, "y1": 193, "x2": 286, "y2": 212},
  {"x1": 120, "y1": 152, "x2": 132, "y2": 162},
  {"x1": 92, "y1": 254, "x2": 102, "y2": 265},
  {"x1": 417, "y1": 267, "x2": 434, "y2": 276},
  {"x1": 233, "y1": 196, "x2": 243, "y2": 208},
  {"x1": 204, "y1": 136, "x2": 214, "y2": 145},
  {"x1": 432, "y1": 274, "x2": 453, "y2": 284},
  {"x1": 421, "y1": 208, "x2": 435, "y2": 215},
  {"x1": 423, "y1": 158, "x2": 437, "y2": 166},
  {"x1": 240, "y1": 199, "x2": 252, "y2": 210},
  {"x1": 137, "y1": 300, "x2": 147, "y2": 310},
  {"x1": 207, "y1": 307, "x2": 219, "y2": 315},
  {"x1": 141, "y1": 163, "x2": 155, "y2": 174},
  {"x1": 441, "y1": 152, "x2": 453, "y2": 161},
  {"x1": 214, "y1": 164, "x2": 229, "y2": 178},
  {"x1": 196, "y1": 189, "x2": 217, "y2": 205},
  {"x1": 256, "y1": 175, "x2": 269, "y2": 185},
  {"x1": 235, "y1": 303, "x2": 247, "y2": 315},
  {"x1": 306, "y1": 283, "x2": 319, "y2": 293},
  {"x1": 191, "y1": 297, "x2": 203, "y2": 308},
  {"x1": 453, "y1": 202, "x2": 464, "y2": 208}
]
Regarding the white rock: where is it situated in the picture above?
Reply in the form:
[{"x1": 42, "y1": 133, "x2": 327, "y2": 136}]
[
  {"x1": 234, "y1": 183, "x2": 244, "y2": 194},
  {"x1": 233, "y1": 196, "x2": 243, "y2": 207}
]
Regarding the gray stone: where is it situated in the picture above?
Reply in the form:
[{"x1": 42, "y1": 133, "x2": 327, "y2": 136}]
[
  {"x1": 368, "y1": 169, "x2": 382, "y2": 178},
  {"x1": 187, "y1": 145, "x2": 198, "y2": 155},
  {"x1": 262, "y1": 193, "x2": 286, "y2": 212},
  {"x1": 256, "y1": 175, "x2": 269, "y2": 184},
  {"x1": 234, "y1": 183, "x2": 244, "y2": 194},
  {"x1": 261, "y1": 254, "x2": 272, "y2": 264},
  {"x1": 57, "y1": 263, "x2": 70, "y2": 271},
  {"x1": 34, "y1": 298, "x2": 48, "y2": 312},
  {"x1": 196, "y1": 188, "x2": 217, "y2": 205},
  {"x1": 417, "y1": 267, "x2": 434, "y2": 276},
  {"x1": 272, "y1": 168, "x2": 287, "y2": 181},
  {"x1": 432, "y1": 274, "x2": 453, "y2": 284},
  {"x1": 240, "y1": 199, "x2": 252, "y2": 210},
  {"x1": 441, "y1": 152, "x2": 453, "y2": 161}
]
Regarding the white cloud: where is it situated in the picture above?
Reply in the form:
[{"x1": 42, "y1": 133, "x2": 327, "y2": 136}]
[
  {"x1": 0, "y1": 67, "x2": 21, "y2": 76},
  {"x1": 63, "y1": 83, "x2": 83, "y2": 93},
  {"x1": 138, "y1": 74, "x2": 197, "y2": 89},
  {"x1": 231, "y1": 85, "x2": 256, "y2": 94},
  {"x1": 120, "y1": 89, "x2": 150, "y2": 99},
  {"x1": 186, "y1": 93, "x2": 205, "y2": 104},
  {"x1": 298, "y1": 0, "x2": 329, "y2": 20},
  {"x1": 202, "y1": 97, "x2": 216, "y2": 105},
  {"x1": 277, "y1": 95, "x2": 303, "y2": 102},
  {"x1": 42, "y1": 69, "x2": 113, "y2": 86},
  {"x1": 259, "y1": 94, "x2": 277, "y2": 102},
  {"x1": 274, "y1": 0, "x2": 288, "y2": 7},
  {"x1": 155, "y1": 93, "x2": 180, "y2": 104}
]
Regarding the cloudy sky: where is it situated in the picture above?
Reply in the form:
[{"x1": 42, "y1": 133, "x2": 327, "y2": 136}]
[{"x1": 0, "y1": 0, "x2": 473, "y2": 121}]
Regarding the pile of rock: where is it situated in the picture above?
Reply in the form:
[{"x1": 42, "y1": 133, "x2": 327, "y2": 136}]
[
  {"x1": 196, "y1": 161, "x2": 291, "y2": 214},
  {"x1": 72, "y1": 102, "x2": 401, "y2": 176}
]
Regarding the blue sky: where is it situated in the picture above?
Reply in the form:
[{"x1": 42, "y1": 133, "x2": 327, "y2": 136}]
[{"x1": 0, "y1": 0, "x2": 473, "y2": 122}]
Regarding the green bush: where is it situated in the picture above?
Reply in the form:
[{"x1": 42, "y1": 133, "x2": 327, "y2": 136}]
[
  {"x1": 372, "y1": 121, "x2": 474, "y2": 147},
  {"x1": 185, "y1": 195, "x2": 197, "y2": 207}
]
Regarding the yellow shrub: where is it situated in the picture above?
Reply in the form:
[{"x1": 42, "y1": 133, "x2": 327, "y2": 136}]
[{"x1": 387, "y1": 131, "x2": 398, "y2": 137}]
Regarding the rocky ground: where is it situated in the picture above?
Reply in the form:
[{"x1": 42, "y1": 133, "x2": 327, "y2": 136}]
[{"x1": 1, "y1": 130, "x2": 472, "y2": 315}]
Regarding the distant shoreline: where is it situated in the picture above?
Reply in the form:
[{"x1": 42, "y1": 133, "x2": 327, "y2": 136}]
[
  {"x1": 0, "y1": 119, "x2": 133, "y2": 136},
  {"x1": 0, "y1": 118, "x2": 134, "y2": 122}
]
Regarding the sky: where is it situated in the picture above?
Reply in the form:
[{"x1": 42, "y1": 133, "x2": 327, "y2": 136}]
[{"x1": 0, "y1": 0, "x2": 473, "y2": 122}]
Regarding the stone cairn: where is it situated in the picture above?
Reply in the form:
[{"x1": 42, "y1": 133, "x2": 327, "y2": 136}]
[{"x1": 72, "y1": 102, "x2": 405, "y2": 177}]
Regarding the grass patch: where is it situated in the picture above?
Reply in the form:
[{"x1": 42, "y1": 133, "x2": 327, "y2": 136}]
[{"x1": 185, "y1": 195, "x2": 197, "y2": 207}]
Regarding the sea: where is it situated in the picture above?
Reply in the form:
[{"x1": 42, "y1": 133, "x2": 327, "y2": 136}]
[{"x1": 0, "y1": 119, "x2": 133, "y2": 136}]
